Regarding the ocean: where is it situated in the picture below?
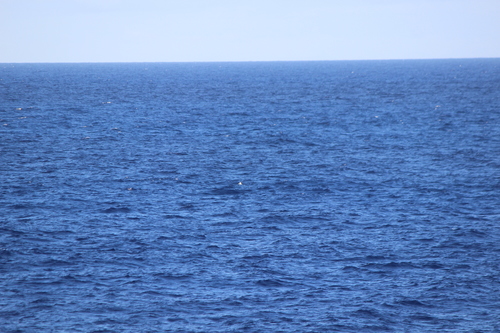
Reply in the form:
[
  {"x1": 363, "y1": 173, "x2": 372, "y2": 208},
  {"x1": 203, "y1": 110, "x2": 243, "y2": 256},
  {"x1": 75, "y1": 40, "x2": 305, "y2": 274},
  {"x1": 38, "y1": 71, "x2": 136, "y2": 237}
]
[{"x1": 1, "y1": 59, "x2": 499, "y2": 332}]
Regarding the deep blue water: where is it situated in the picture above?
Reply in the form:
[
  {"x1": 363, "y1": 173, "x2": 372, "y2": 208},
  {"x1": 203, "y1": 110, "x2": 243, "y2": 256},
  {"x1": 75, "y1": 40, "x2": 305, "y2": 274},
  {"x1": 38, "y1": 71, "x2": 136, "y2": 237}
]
[{"x1": 1, "y1": 59, "x2": 500, "y2": 332}]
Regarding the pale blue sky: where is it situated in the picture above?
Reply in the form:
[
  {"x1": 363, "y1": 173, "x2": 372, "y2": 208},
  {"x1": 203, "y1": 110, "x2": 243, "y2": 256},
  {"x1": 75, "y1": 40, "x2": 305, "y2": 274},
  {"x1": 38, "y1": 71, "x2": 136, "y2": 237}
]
[{"x1": 1, "y1": 0, "x2": 499, "y2": 62}]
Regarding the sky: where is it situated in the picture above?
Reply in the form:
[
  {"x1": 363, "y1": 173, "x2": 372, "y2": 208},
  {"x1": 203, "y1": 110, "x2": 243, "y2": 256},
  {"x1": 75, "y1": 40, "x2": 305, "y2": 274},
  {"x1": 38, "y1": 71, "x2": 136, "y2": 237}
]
[{"x1": 1, "y1": 0, "x2": 499, "y2": 63}]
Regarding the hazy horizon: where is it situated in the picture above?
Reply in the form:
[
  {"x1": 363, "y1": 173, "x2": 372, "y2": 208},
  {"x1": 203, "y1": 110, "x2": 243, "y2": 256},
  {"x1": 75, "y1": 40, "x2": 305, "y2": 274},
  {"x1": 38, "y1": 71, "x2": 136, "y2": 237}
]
[
  {"x1": 3, "y1": 57, "x2": 499, "y2": 65},
  {"x1": 1, "y1": 0, "x2": 499, "y2": 63}
]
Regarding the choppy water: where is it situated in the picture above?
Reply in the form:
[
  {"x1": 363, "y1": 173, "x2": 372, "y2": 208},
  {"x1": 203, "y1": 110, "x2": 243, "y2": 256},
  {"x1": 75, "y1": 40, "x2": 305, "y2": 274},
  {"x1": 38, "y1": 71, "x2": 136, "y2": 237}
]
[{"x1": 1, "y1": 59, "x2": 500, "y2": 332}]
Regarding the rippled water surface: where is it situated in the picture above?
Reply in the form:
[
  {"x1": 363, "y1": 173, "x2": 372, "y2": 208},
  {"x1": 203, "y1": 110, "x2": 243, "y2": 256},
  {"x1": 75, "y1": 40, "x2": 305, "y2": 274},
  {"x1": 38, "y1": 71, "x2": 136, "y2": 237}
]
[{"x1": 1, "y1": 59, "x2": 500, "y2": 332}]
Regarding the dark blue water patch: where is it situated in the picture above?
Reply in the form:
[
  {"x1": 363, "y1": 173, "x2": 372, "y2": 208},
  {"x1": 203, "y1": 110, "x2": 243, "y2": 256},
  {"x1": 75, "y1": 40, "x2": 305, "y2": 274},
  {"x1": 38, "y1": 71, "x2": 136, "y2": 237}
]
[
  {"x1": 1, "y1": 59, "x2": 500, "y2": 332},
  {"x1": 101, "y1": 207, "x2": 132, "y2": 214}
]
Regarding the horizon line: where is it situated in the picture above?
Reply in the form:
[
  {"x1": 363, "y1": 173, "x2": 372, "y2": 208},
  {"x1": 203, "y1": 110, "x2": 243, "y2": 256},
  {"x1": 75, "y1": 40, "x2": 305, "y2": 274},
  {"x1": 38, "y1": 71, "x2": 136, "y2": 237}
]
[{"x1": 1, "y1": 56, "x2": 499, "y2": 65}]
